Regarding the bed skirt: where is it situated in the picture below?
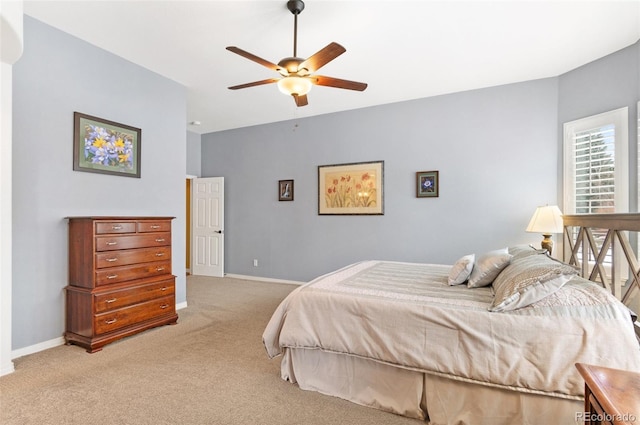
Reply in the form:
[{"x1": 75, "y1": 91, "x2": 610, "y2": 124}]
[{"x1": 280, "y1": 347, "x2": 582, "y2": 425}]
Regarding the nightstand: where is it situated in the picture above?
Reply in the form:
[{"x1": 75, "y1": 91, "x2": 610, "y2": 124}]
[{"x1": 575, "y1": 363, "x2": 640, "y2": 424}]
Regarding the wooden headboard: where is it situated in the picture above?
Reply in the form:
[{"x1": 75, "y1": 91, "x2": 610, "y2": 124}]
[{"x1": 562, "y1": 213, "x2": 640, "y2": 306}]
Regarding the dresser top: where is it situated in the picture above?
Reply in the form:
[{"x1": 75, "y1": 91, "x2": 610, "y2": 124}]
[
  {"x1": 65, "y1": 216, "x2": 175, "y2": 220},
  {"x1": 576, "y1": 363, "x2": 640, "y2": 424}
]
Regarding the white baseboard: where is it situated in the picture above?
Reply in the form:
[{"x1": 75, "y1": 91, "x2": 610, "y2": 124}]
[
  {"x1": 11, "y1": 301, "x2": 189, "y2": 363},
  {"x1": 12, "y1": 336, "x2": 65, "y2": 360},
  {"x1": 224, "y1": 273, "x2": 304, "y2": 286},
  {"x1": 0, "y1": 360, "x2": 15, "y2": 376}
]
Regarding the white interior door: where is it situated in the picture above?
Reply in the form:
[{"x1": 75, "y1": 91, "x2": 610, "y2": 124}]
[{"x1": 192, "y1": 177, "x2": 224, "y2": 277}]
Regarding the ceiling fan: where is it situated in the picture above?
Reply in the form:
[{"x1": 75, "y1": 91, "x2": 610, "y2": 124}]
[{"x1": 226, "y1": 0, "x2": 367, "y2": 107}]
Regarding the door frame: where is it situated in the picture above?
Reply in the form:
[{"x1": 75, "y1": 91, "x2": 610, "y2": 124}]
[{"x1": 186, "y1": 175, "x2": 197, "y2": 274}]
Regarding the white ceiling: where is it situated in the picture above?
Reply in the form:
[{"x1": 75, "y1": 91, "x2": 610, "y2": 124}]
[{"x1": 23, "y1": 0, "x2": 640, "y2": 134}]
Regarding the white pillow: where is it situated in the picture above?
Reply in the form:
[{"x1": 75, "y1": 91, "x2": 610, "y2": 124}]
[
  {"x1": 467, "y1": 248, "x2": 512, "y2": 288},
  {"x1": 448, "y1": 254, "x2": 475, "y2": 285},
  {"x1": 489, "y1": 254, "x2": 577, "y2": 312}
]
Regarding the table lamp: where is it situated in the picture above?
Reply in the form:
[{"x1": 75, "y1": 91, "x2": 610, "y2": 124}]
[{"x1": 526, "y1": 205, "x2": 563, "y2": 255}]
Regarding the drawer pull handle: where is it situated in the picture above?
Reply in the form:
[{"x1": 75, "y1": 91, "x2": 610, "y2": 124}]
[
  {"x1": 160, "y1": 304, "x2": 169, "y2": 309},
  {"x1": 150, "y1": 225, "x2": 161, "y2": 229},
  {"x1": 105, "y1": 241, "x2": 118, "y2": 246},
  {"x1": 155, "y1": 253, "x2": 164, "y2": 257},
  {"x1": 106, "y1": 298, "x2": 117, "y2": 303},
  {"x1": 111, "y1": 225, "x2": 123, "y2": 230},
  {"x1": 156, "y1": 267, "x2": 165, "y2": 272},
  {"x1": 107, "y1": 274, "x2": 118, "y2": 280},
  {"x1": 105, "y1": 258, "x2": 118, "y2": 262},
  {"x1": 105, "y1": 319, "x2": 117, "y2": 324},
  {"x1": 161, "y1": 287, "x2": 168, "y2": 291},
  {"x1": 155, "y1": 238, "x2": 165, "y2": 242}
]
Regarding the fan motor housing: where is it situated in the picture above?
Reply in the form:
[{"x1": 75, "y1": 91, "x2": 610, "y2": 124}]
[{"x1": 278, "y1": 57, "x2": 305, "y2": 74}]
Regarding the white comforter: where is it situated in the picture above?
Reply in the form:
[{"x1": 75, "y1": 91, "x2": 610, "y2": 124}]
[{"x1": 263, "y1": 260, "x2": 640, "y2": 398}]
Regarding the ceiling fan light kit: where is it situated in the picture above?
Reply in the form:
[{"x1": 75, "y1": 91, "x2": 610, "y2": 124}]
[
  {"x1": 226, "y1": 0, "x2": 367, "y2": 107},
  {"x1": 277, "y1": 76, "x2": 312, "y2": 96}
]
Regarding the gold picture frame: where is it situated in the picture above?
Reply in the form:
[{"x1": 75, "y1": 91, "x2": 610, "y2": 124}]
[{"x1": 318, "y1": 161, "x2": 384, "y2": 215}]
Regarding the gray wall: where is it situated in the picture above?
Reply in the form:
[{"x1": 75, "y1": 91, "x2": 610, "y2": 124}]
[
  {"x1": 202, "y1": 78, "x2": 560, "y2": 282},
  {"x1": 186, "y1": 131, "x2": 202, "y2": 177},
  {"x1": 12, "y1": 17, "x2": 187, "y2": 350},
  {"x1": 558, "y1": 40, "x2": 640, "y2": 212}
]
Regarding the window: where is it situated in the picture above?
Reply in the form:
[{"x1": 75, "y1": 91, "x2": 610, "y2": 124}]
[
  {"x1": 563, "y1": 107, "x2": 629, "y2": 288},
  {"x1": 563, "y1": 107, "x2": 629, "y2": 215}
]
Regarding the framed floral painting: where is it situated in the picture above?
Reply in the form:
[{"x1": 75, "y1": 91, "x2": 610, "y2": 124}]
[
  {"x1": 73, "y1": 112, "x2": 141, "y2": 178},
  {"x1": 416, "y1": 170, "x2": 439, "y2": 198},
  {"x1": 318, "y1": 161, "x2": 384, "y2": 215}
]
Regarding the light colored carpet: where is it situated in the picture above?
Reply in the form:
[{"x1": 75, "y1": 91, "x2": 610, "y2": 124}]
[{"x1": 0, "y1": 275, "x2": 420, "y2": 424}]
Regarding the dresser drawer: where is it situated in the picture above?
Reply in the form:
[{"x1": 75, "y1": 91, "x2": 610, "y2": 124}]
[
  {"x1": 94, "y1": 279, "x2": 175, "y2": 313},
  {"x1": 95, "y1": 261, "x2": 172, "y2": 286},
  {"x1": 95, "y1": 222, "x2": 136, "y2": 234},
  {"x1": 95, "y1": 233, "x2": 171, "y2": 251},
  {"x1": 137, "y1": 221, "x2": 171, "y2": 233},
  {"x1": 96, "y1": 246, "x2": 171, "y2": 268},
  {"x1": 94, "y1": 295, "x2": 175, "y2": 335}
]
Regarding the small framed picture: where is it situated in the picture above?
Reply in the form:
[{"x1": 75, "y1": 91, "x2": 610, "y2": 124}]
[
  {"x1": 416, "y1": 171, "x2": 439, "y2": 198},
  {"x1": 279, "y1": 179, "x2": 294, "y2": 201}
]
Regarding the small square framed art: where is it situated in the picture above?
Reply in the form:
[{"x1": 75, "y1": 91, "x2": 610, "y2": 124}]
[{"x1": 416, "y1": 170, "x2": 439, "y2": 198}]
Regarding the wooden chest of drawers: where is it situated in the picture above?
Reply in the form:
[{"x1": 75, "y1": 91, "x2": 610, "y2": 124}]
[
  {"x1": 65, "y1": 216, "x2": 178, "y2": 352},
  {"x1": 576, "y1": 363, "x2": 640, "y2": 425}
]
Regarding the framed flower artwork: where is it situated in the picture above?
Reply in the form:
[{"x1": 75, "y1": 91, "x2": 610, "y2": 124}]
[
  {"x1": 416, "y1": 170, "x2": 439, "y2": 198},
  {"x1": 318, "y1": 161, "x2": 384, "y2": 215},
  {"x1": 73, "y1": 112, "x2": 141, "y2": 178}
]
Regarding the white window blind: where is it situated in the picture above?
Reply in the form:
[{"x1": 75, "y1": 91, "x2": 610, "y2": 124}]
[
  {"x1": 564, "y1": 107, "x2": 628, "y2": 215},
  {"x1": 573, "y1": 124, "x2": 616, "y2": 214},
  {"x1": 563, "y1": 107, "x2": 628, "y2": 283}
]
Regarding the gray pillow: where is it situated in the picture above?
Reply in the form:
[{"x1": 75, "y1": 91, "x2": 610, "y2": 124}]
[
  {"x1": 467, "y1": 248, "x2": 512, "y2": 288},
  {"x1": 448, "y1": 254, "x2": 475, "y2": 285},
  {"x1": 489, "y1": 254, "x2": 578, "y2": 312},
  {"x1": 508, "y1": 245, "x2": 544, "y2": 260}
]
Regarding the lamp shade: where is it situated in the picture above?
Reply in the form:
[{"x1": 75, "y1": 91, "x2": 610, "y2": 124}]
[
  {"x1": 526, "y1": 205, "x2": 564, "y2": 234},
  {"x1": 277, "y1": 76, "x2": 312, "y2": 96}
]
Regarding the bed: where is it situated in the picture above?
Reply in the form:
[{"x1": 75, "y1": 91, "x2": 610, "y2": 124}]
[{"x1": 262, "y1": 214, "x2": 640, "y2": 424}]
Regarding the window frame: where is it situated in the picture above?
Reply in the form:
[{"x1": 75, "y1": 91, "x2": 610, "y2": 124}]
[
  {"x1": 562, "y1": 107, "x2": 629, "y2": 292},
  {"x1": 563, "y1": 107, "x2": 629, "y2": 215}
]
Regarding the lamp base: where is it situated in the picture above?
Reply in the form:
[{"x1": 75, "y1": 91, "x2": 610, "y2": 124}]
[{"x1": 540, "y1": 234, "x2": 553, "y2": 255}]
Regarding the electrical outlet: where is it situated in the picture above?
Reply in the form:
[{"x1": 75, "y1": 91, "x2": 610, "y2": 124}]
[{"x1": 253, "y1": 259, "x2": 258, "y2": 267}]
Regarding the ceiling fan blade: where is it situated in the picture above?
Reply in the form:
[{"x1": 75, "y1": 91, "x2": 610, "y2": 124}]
[
  {"x1": 298, "y1": 42, "x2": 346, "y2": 73},
  {"x1": 228, "y1": 78, "x2": 280, "y2": 90},
  {"x1": 293, "y1": 94, "x2": 308, "y2": 107},
  {"x1": 312, "y1": 75, "x2": 368, "y2": 91},
  {"x1": 226, "y1": 46, "x2": 283, "y2": 72}
]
